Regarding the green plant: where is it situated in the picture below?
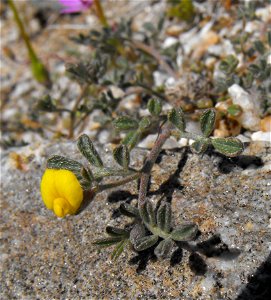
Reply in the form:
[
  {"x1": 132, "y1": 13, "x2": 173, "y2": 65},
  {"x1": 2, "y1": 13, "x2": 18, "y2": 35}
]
[
  {"x1": 8, "y1": 0, "x2": 51, "y2": 88},
  {"x1": 215, "y1": 32, "x2": 271, "y2": 114},
  {"x1": 35, "y1": 17, "x2": 180, "y2": 138},
  {"x1": 43, "y1": 102, "x2": 243, "y2": 263},
  {"x1": 167, "y1": 0, "x2": 195, "y2": 22}
]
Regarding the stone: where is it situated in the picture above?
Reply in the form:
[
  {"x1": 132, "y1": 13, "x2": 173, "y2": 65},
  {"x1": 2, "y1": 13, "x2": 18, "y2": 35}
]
[
  {"x1": 162, "y1": 37, "x2": 179, "y2": 49},
  {"x1": 228, "y1": 84, "x2": 261, "y2": 131},
  {"x1": 1, "y1": 139, "x2": 271, "y2": 299},
  {"x1": 251, "y1": 131, "x2": 271, "y2": 142},
  {"x1": 260, "y1": 116, "x2": 271, "y2": 132},
  {"x1": 166, "y1": 25, "x2": 184, "y2": 37}
]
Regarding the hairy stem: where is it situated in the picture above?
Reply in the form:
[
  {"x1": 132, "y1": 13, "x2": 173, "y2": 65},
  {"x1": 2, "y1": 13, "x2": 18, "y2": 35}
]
[
  {"x1": 138, "y1": 123, "x2": 172, "y2": 210},
  {"x1": 68, "y1": 84, "x2": 88, "y2": 139},
  {"x1": 136, "y1": 83, "x2": 166, "y2": 100},
  {"x1": 132, "y1": 41, "x2": 178, "y2": 79},
  {"x1": 96, "y1": 173, "x2": 140, "y2": 192}
]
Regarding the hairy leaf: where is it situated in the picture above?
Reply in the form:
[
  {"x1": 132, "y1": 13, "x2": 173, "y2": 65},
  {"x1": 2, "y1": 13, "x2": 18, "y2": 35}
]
[
  {"x1": 66, "y1": 55, "x2": 107, "y2": 84},
  {"x1": 113, "y1": 116, "x2": 139, "y2": 131},
  {"x1": 113, "y1": 144, "x2": 130, "y2": 169},
  {"x1": 122, "y1": 131, "x2": 140, "y2": 151},
  {"x1": 211, "y1": 137, "x2": 244, "y2": 157},
  {"x1": 133, "y1": 235, "x2": 159, "y2": 251},
  {"x1": 47, "y1": 155, "x2": 82, "y2": 171},
  {"x1": 111, "y1": 240, "x2": 129, "y2": 260},
  {"x1": 147, "y1": 98, "x2": 162, "y2": 116},
  {"x1": 168, "y1": 108, "x2": 185, "y2": 132},
  {"x1": 253, "y1": 40, "x2": 265, "y2": 55},
  {"x1": 219, "y1": 55, "x2": 239, "y2": 75},
  {"x1": 200, "y1": 109, "x2": 216, "y2": 137},
  {"x1": 77, "y1": 134, "x2": 103, "y2": 168},
  {"x1": 119, "y1": 203, "x2": 140, "y2": 218},
  {"x1": 191, "y1": 139, "x2": 209, "y2": 154},
  {"x1": 36, "y1": 95, "x2": 56, "y2": 112},
  {"x1": 93, "y1": 236, "x2": 123, "y2": 247},
  {"x1": 106, "y1": 226, "x2": 129, "y2": 238},
  {"x1": 140, "y1": 202, "x2": 155, "y2": 225},
  {"x1": 154, "y1": 238, "x2": 174, "y2": 259},
  {"x1": 146, "y1": 202, "x2": 156, "y2": 227},
  {"x1": 171, "y1": 224, "x2": 198, "y2": 241},
  {"x1": 242, "y1": 72, "x2": 254, "y2": 89},
  {"x1": 130, "y1": 223, "x2": 146, "y2": 245},
  {"x1": 156, "y1": 202, "x2": 172, "y2": 233},
  {"x1": 47, "y1": 155, "x2": 91, "y2": 190},
  {"x1": 138, "y1": 117, "x2": 151, "y2": 131}
]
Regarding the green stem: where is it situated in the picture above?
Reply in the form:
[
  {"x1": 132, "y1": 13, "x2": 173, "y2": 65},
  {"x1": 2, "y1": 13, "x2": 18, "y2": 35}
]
[
  {"x1": 93, "y1": 0, "x2": 108, "y2": 28},
  {"x1": 8, "y1": 0, "x2": 51, "y2": 87},
  {"x1": 97, "y1": 173, "x2": 140, "y2": 192},
  {"x1": 93, "y1": 168, "x2": 137, "y2": 179},
  {"x1": 131, "y1": 40, "x2": 178, "y2": 79},
  {"x1": 55, "y1": 108, "x2": 72, "y2": 113},
  {"x1": 136, "y1": 83, "x2": 166, "y2": 100},
  {"x1": 69, "y1": 84, "x2": 89, "y2": 139}
]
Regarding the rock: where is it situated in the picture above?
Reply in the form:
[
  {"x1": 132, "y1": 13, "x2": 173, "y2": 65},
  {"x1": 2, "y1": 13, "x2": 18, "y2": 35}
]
[
  {"x1": 162, "y1": 37, "x2": 179, "y2": 49},
  {"x1": 260, "y1": 116, "x2": 271, "y2": 132},
  {"x1": 228, "y1": 84, "x2": 261, "y2": 131},
  {"x1": 192, "y1": 30, "x2": 219, "y2": 59},
  {"x1": 213, "y1": 119, "x2": 241, "y2": 138},
  {"x1": 138, "y1": 134, "x2": 180, "y2": 149},
  {"x1": 235, "y1": 134, "x2": 251, "y2": 143},
  {"x1": 1, "y1": 139, "x2": 270, "y2": 299},
  {"x1": 166, "y1": 25, "x2": 184, "y2": 37},
  {"x1": 153, "y1": 71, "x2": 169, "y2": 86},
  {"x1": 251, "y1": 131, "x2": 271, "y2": 142},
  {"x1": 255, "y1": 6, "x2": 271, "y2": 22},
  {"x1": 110, "y1": 86, "x2": 125, "y2": 99}
]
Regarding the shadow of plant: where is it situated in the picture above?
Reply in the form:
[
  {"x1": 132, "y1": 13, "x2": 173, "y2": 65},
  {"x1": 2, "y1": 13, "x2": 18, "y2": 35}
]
[
  {"x1": 129, "y1": 233, "x2": 240, "y2": 275},
  {"x1": 236, "y1": 252, "x2": 271, "y2": 300},
  {"x1": 205, "y1": 146, "x2": 264, "y2": 174},
  {"x1": 129, "y1": 244, "x2": 158, "y2": 274},
  {"x1": 102, "y1": 147, "x2": 241, "y2": 272},
  {"x1": 107, "y1": 147, "x2": 188, "y2": 203}
]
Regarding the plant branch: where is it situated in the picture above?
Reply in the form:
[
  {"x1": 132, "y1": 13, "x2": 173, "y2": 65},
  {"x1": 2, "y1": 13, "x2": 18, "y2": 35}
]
[
  {"x1": 131, "y1": 41, "x2": 178, "y2": 79},
  {"x1": 96, "y1": 173, "x2": 140, "y2": 192},
  {"x1": 55, "y1": 108, "x2": 72, "y2": 113},
  {"x1": 68, "y1": 84, "x2": 88, "y2": 139},
  {"x1": 135, "y1": 83, "x2": 166, "y2": 100},
  {"x1": 138, "y1": 122, "x2": 172, "y2": 210},
  {"x1": 93, "y1": 0, "x2": 108, "y2": 28},
  {"x1": 8, "y1": 0, "x2": 50, "y2": 87}
]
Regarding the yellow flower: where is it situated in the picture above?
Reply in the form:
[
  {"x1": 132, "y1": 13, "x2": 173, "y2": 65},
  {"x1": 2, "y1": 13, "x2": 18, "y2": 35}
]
[{"x1": 40, "y1": 169, "x2": 83, "y2": 218}]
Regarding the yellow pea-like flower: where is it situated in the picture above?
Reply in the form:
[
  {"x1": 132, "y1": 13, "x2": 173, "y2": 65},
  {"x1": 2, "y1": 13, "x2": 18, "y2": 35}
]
[{"x1": 40, "y1": 169, "x2": 83, "y2": 218}]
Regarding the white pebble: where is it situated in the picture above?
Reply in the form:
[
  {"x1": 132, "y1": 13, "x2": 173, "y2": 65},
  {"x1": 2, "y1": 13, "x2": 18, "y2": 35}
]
[
  {"x1": 228, "y1": 84, "x2": 261, "y2": 131},
  {"x1": 251, "y1": 131, "x2": 271, "y2": 142}
]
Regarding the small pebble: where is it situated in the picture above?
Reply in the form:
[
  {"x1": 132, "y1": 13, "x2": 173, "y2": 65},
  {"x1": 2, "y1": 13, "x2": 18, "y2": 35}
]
[
  {"x1": 260, "y1": 116, "x2": 271, "y2": 132},
  {"x1": 228, "y1": 84, "x2": 261, "y2": 131},
  {"x1": 251, "y1": 131, "x2": 271, "y2": 142}
]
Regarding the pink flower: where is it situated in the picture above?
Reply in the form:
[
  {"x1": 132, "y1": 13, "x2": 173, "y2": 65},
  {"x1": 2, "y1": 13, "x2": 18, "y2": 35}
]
[{"x1": 59, "y1": 0, "x2": 93, "y2": 14}]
